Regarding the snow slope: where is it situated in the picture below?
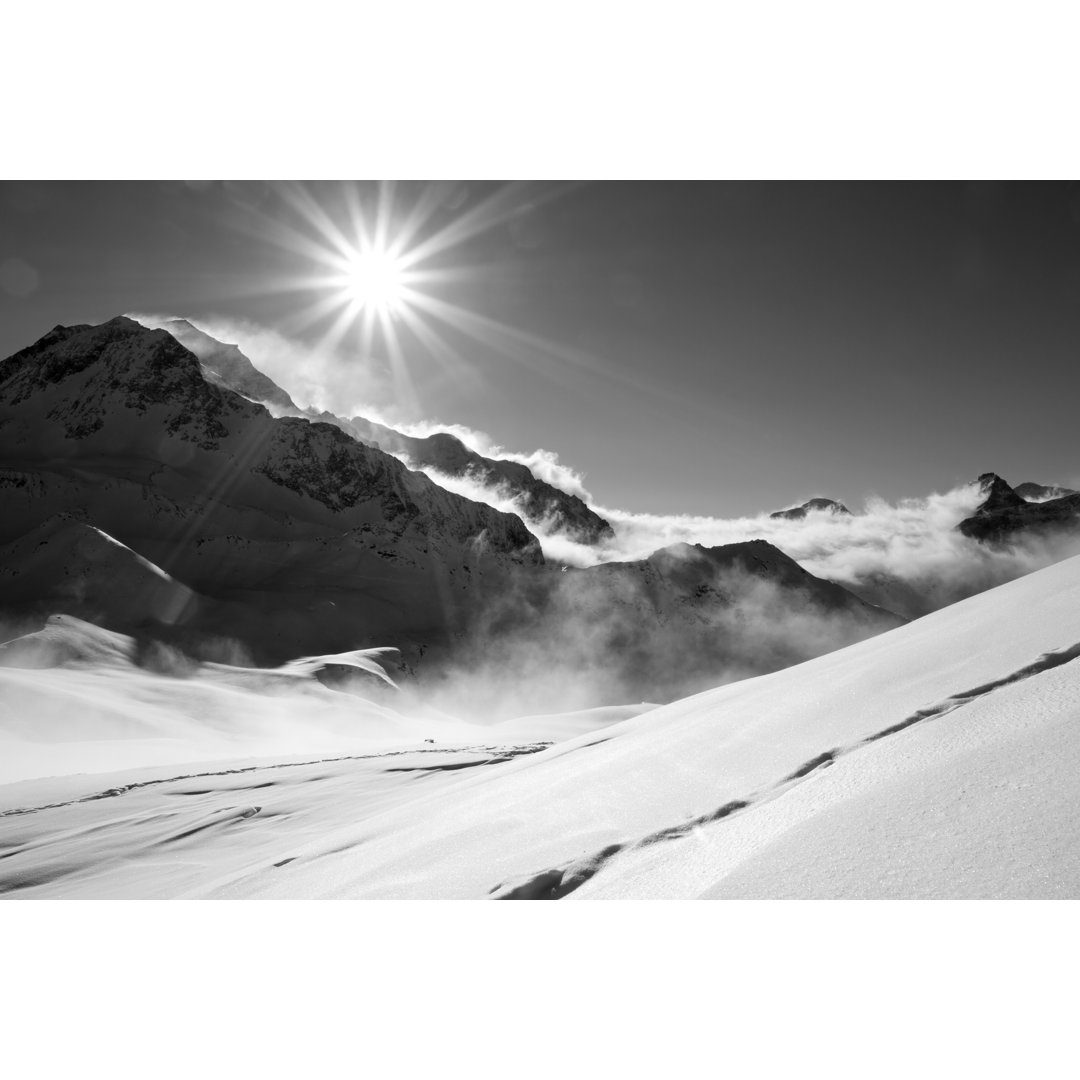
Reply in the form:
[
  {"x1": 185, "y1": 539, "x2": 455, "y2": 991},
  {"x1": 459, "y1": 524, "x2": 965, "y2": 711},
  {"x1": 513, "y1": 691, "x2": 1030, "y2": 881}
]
[
  {"x1": 5, "y1": 551, "x2": 1080, "y2": 898},
  {"x1": 208, "y1": 548, "x2": 1080, "y2": 898}
]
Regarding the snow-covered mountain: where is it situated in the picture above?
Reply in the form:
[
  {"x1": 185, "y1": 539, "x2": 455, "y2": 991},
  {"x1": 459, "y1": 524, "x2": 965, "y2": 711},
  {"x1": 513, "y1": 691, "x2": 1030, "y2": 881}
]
[
  {"x1": 0, "y1": 317, "x2": 900, "y2": 703},
  {"x1": 145, "y1": 319, "x2": 615, "y2": 545},
  {"x1": 0, "y1": 317, "x2": 541, "y2": 663},
  {"x1": 160, "y1": 318, "x2": 299, "y2": 413},
  {"x1": 319, "y1": 414, "x2": 616, "y2": 545}
]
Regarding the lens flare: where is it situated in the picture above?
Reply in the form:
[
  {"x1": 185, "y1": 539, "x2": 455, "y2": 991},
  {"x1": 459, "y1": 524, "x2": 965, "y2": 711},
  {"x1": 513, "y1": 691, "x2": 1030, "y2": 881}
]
[
  {"x1": 339, "y1": 249, "x2": 407, "y2": 312},
  {"x1": 228, "y1": 180, "x2": 620, "y2": 417}
]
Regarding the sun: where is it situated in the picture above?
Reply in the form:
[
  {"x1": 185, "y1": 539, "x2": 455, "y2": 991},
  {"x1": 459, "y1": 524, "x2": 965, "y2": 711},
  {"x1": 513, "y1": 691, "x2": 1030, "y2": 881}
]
[
  {"x1": 249, "y1": 182, "x2": 586, "y2": 415},
  {"x1": 342, "y1": 249, "x2": 407, "y2": 312}
]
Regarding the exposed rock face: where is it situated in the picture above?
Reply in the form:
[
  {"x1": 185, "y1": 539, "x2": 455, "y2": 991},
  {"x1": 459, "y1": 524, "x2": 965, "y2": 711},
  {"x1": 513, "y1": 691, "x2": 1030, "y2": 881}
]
[
  {"x1": 769, "y1": 497, "x2": 851, "y2": 521},
  {"x1": 322, "y1": 414, "x2": 616, "y2": 546},
  {"x1": 154, "y1": 321, "x2": 616, "y2": 546},
  {"x1": 958, "y1": 473, "x2": 1080, "y2": 544},
  {"x1": 0, "y1": 319, "x2": 246, "y2": 448},
  {"x1": 162, "y1": 319, "x2": 299, "y2": 413},
  {"x1": 0, "y1": 317, "x2": 541, "y2": 663}
]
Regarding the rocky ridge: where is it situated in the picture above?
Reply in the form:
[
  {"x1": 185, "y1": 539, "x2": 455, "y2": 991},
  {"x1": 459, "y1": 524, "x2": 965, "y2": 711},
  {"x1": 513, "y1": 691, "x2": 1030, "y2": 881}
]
[{"x1": 958, "y1": 472, "x2": 1080, "y2": 544}]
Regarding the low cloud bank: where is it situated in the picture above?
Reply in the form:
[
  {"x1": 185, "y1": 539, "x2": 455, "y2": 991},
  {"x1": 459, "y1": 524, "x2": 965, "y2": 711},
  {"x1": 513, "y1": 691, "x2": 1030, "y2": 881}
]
[
  {"x1": 419, "y1": 467, "x2": 1080, "y2": 620},
  {"x1": 595, "y1": 487, "x2": 1080, "y2": 617}
]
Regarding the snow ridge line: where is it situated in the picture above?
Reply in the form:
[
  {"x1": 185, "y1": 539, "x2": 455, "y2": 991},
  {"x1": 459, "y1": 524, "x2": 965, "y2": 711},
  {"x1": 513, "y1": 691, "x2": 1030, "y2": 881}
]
[
  {"x1": 0, "y1": 743, "x2": 552, "y2": 818},
  {"x1": 489, "y1": 641, "x2": 1080, "y2": 899}
]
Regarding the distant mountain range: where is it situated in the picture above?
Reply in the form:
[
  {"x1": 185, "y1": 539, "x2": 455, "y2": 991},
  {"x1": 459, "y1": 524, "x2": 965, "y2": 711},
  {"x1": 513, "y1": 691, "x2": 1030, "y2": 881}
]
[{"x1": 0, "y1": 316, "x2": 904, "y2": 704}]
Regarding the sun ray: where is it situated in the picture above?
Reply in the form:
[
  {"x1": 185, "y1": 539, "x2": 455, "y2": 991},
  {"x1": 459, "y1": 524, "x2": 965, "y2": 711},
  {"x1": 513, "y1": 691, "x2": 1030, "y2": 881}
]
[
  {"x1": 398, "y1": 180, "x2": 583, "y2": 270},
  {"x1": 379, "y1": 306, "x2": 420, "y2": 417},
  {"x1": 277, "y1": 181, "x2": 360, "y2": 263},
  {"x1": 395, "y1": 304, "x2": 476, "y2": 381},
  {"x1": 218, "y1": 180, "x2": 605, "y2": 422},
  {"x1": 403, "y1": 290, "x2": 600, "y2": 376},
  {"x1": 279, "y1": 289, "x2": 354, "y2": 337},
  {"x1": 373, "y1": 179, "x2": 397, "y2": 257},
  {"x1": 390, "y1": 182, "x2": 462, "y2": 258},
  {"x1": 342, "y1": 183, "x2": 373, "y2": 256}
]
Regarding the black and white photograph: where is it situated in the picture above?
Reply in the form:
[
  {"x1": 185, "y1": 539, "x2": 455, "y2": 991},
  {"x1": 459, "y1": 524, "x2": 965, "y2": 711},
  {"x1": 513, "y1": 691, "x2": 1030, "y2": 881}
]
[
  {"x1": 3, "y1": 4, "x2": 1078, "y2": 1074},
  {"x1": 7, "y1": 176, "x2": 1080, "y2": 902}
]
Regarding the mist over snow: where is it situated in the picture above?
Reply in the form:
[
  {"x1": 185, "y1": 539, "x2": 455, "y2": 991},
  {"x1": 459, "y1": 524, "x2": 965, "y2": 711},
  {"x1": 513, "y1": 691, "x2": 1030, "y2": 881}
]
[
  {"x1": 397, "y1": 556, "x2": 901, "y2": 722},
  {"x1": 0, "y1": 615, "x2": 490, "y2": 783}
]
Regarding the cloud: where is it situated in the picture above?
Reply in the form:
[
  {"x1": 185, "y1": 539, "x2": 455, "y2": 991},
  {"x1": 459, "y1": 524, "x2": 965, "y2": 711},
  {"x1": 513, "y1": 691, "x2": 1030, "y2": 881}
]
[
  {"x1": 414, "y1": 465, "x2": 1080, "y2": 621},
  {"x1": 398, "y1": 544, "x2": 901, "y2": 722},
  {"x1": 582, "y1": 486, "x2": 1080, "y2": 618},
  {"x1": 385, "y1": 419, "x2": 592, "y2": 501}
]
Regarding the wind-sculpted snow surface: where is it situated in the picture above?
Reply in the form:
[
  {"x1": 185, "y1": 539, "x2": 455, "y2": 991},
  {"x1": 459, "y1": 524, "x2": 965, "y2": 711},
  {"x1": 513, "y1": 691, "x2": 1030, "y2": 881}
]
[
  {"x1": 492, "y1": 638, "x2": 1080, "y2": 899},
  {"x1": 0, "y1": 614, "x2": 498, "y2": 785},
  {"x1": 174, "y1": 551, "x2": 1080, "y2": 899},
  {"x1": 5, "y1": 543, "x2": 1080, "y2": 898}
]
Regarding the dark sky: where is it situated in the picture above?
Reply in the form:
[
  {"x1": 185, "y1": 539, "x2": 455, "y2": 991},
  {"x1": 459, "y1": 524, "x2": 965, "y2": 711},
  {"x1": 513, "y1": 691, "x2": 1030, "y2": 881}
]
[{"x1": 2, "y1": 180, "x2": 1079, "y2": 516}]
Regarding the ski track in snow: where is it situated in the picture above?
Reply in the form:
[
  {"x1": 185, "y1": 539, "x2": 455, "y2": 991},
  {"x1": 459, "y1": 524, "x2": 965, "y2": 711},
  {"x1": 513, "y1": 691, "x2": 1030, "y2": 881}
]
[
  {"x1": 0, "y1": 744, "x2": 551, "y2": 820},
  {"x1": 487, "y1": 641, "x2": 1080, "y2": 899}
]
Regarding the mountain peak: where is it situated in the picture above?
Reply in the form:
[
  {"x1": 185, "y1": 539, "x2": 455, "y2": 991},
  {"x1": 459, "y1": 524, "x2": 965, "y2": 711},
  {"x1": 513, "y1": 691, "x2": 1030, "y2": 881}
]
[
  {"x1": 971, "y1": 473, "x2": 1026, "y2": 514},
  {"x1": 160, "y1": 319, "x2": 298, "y2": 413},
  {"x1": 1014, "y1": 481, "x2": 1079, "y2": 502},
  {"x1": 769, "y1": 497, "x2": 851, "y2": 521},
  {"x1": 959, "y1": 472, "x2": 1080, "y2": 543}
]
